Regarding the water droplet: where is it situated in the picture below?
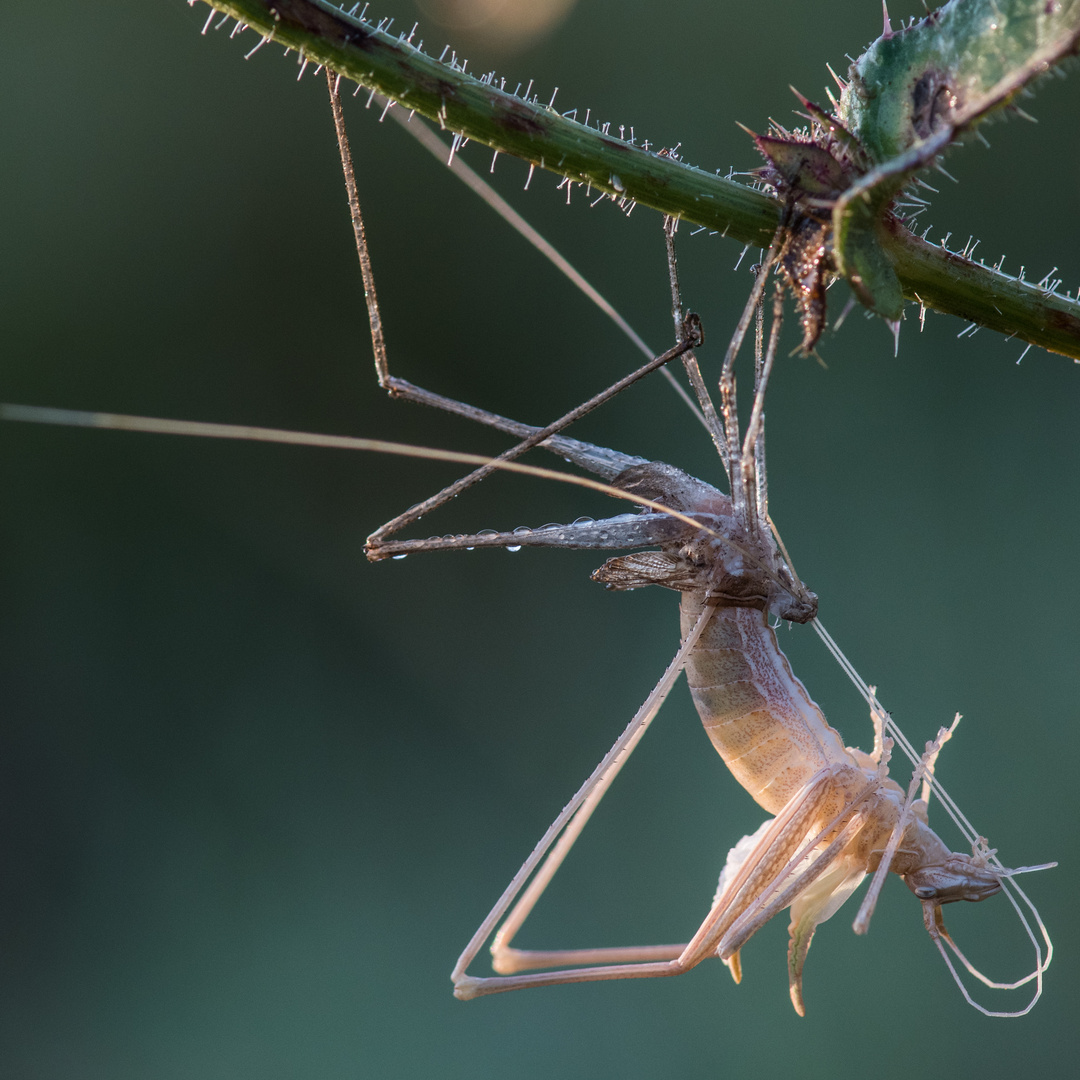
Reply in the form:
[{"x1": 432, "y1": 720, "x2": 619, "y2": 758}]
[
  {"x1": 392, "y1": 554, "x2": 408, "y2": 560},
  {"x1": 513, "y1": 525, "x2": 532, "y2": 536},
  {"x1": 507, "y1": 545, "x2": 522, "y2": 553}
]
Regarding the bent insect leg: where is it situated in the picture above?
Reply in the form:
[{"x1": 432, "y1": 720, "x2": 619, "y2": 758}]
[
  {"x1": 327, "y1": 73, "x2": 706, "y2": 557},
  {"x1": 457, "y1": 746, "x2": 881, "y2": 1005},
  {"x1": 451, "y1": 603, "x2": 716, "y2": 1000}
]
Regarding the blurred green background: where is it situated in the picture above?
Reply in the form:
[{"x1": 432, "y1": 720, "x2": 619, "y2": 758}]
[{"x1": 2, "y1": 1, "x2": 1079, "y2": 1076}]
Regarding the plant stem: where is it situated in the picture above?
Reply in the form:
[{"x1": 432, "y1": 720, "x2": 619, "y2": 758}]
[{"x1": 193, "y1": 0, "x2": 1080, "y2": 359}]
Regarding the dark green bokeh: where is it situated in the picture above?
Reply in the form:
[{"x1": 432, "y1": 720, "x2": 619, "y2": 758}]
[{"x1": 2, "y1": 1, "x2": 1078, "y2": 1076}]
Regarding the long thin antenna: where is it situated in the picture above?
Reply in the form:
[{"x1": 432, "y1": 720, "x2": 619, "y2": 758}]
[{"x1": 382, "y1": 98, "x2": 708, "y2": 429}]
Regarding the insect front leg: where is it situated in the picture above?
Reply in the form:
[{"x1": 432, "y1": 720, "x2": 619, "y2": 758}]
[{"x1": 328, "y1": 77, "x2": 711, "y2": 557}]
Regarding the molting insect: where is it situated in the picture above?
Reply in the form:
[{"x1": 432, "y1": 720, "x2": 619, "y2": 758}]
[
  {"x1": 4, "y1": 1, "x2": 1065, "y2": 1025},
  {"x1": 333, "y1": 87, "x2": 1055, "y2": 1013}
]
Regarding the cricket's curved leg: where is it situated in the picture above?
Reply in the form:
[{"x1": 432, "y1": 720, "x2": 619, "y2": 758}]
[
  {"x1": 364, "y1": 324, "x2": 699, "y2": 552},
  {"x1": 328, "y1": 73, "x2": 706, "y2": 553},
  {"x1": 494, "y1": 771, "x2": 842, "y2": 980},
  {"x1": 459, "y1": 764, "x2": 872, "y2": 1003},
  {"x1": 452, "y1": 605, "x2": 714, "y2": 1000}
]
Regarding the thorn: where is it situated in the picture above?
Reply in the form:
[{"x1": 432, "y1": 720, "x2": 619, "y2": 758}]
[
  {"x1": 888, "y1": 317, "x2": 901, "y2": 356},
  {"x1": 1011, "y1": 105, "x2": 1038, "y2": 123},
  {"x1": 733, "y1": 244, "x2": 750, "y2": 272},
  {"x1": 789, "y1": 85, "x2": 812, "y2": 110},
  {"x1": 881, "y1": 0, "x2": 894, "y2": 38},
  {"x1": 1016, "y1": 343, "x2": 1033, "y2": 364},
  {"x1": 934, "y1": 162, "x2": 959, "y2": 183},
  {"x1": 833, "y1": 294, "x2": 857, "y2": 330},
  {"x1": 524, "y1": 163, "x2": 535, "y2": 190},
  {"x1": 490, "y1": 150, "x2": 499, "y2": 174},
  {"x1": 826, "y1": 63, "x2": 848, "y2": 92}
]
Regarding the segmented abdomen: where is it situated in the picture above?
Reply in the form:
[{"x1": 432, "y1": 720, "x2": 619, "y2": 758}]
[{"x1": 680, "y1": 596, "x2": 854, "y2": 815}]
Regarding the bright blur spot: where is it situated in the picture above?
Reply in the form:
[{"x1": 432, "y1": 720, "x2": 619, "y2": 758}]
[{"x1": 417, "y1": 0, "x2": 579, "y2": 51}]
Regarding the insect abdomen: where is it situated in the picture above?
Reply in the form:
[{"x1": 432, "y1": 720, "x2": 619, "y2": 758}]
[{"x1": 681, "y1": 598, "x2": 854, "y2": 815}]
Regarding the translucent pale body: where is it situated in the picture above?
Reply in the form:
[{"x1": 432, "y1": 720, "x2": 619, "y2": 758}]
[{"x1": 681, "y1": 598, "x2": 853, "y2": 815}]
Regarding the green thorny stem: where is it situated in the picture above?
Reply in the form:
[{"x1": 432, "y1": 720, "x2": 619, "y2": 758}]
[{"x1": 193, "y1": 0, "x2": 1080, "y2": 358}]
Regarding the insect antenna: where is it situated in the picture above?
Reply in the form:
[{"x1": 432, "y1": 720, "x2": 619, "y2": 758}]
[{"x1": 380, "y1": 96, "x2": 708, "y2": 430}]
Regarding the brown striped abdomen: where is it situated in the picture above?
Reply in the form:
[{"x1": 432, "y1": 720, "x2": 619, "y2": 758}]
[{"x1": 680, "y1": 596, "x2": 855, "y2": 815}]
